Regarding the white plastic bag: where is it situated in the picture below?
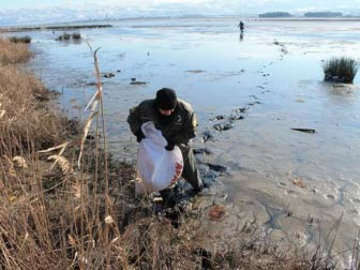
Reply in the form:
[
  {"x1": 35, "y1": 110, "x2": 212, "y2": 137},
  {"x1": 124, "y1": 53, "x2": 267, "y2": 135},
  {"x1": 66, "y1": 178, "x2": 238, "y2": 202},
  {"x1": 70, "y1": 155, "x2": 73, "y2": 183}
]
[{"x1": 136, "y1": 122, "x2": 183, "y2": 194}]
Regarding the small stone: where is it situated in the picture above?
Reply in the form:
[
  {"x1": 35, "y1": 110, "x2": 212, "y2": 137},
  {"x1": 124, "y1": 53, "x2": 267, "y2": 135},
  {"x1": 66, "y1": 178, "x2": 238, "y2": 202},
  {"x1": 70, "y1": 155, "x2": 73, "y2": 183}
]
[{"x1": 103, "y1": 73, "x2": 115, "y2": 78}]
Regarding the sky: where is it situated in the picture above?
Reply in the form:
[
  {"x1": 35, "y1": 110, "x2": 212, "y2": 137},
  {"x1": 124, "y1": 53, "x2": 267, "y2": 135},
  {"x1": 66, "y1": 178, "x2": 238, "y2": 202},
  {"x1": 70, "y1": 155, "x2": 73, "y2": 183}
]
[{"x1": 1, "y1": 0, "x2": 360, "y2": 26}]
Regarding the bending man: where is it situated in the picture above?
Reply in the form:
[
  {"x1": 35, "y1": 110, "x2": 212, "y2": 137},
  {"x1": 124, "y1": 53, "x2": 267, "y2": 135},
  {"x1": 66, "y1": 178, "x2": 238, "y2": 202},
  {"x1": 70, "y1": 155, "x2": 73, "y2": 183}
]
[{"x1": 127, "y1": 88, "x2": 204, "y2": 201}]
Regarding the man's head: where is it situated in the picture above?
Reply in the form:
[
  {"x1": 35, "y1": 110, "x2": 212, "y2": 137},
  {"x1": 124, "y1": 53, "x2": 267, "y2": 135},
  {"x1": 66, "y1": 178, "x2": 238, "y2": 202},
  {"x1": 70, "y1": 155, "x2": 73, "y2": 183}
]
[{"x1": 156, "y1": 88, "x2": 178, "y2": 116}]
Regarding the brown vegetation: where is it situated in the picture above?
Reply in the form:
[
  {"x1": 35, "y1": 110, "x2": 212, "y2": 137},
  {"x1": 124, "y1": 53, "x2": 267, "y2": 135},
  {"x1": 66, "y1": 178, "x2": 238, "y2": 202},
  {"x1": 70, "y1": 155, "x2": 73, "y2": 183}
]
[
  {"x1": 0, "y1": 40, "x2": 70, "y2": 155},
  {"x1": 0, "y1": 39, "x2": 32, "y2": 64}
]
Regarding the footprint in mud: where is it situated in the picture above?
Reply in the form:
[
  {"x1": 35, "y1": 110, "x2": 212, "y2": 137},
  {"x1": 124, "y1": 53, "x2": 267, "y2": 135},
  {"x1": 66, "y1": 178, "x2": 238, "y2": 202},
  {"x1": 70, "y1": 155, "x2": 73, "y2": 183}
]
[
  {"x1": 202, "y1": 131, "x2": 214, "y2": 143},
  {"x1": 247, "y1": 101, "x2": 262, "y2": 106},
  {"x1": 205, "y1": 163, "x2": 229, "y2": 173},
  {"x1": 236, "y1": 107, "x2": 247, "y2": 113},
  {"x1": 211, "y1": 114, "x2": 245, "y2": 124},
  {"x1": 325, "y1": 194, "x2": 336, "y2": 200},
  {"x1": 210, "y1": 115, "x2": 226, "y2": 121},
  {"x1": 228, "y1": 115, "x2": 244, "y2": 121},
  {"x1": 349, "y1": 208, "x2": 359, "y2": 215},
  {"x1": 213, "y1": 122, "x2": 232, "y2": 131},
  {"x1": 285, "y1": 190, "x2": 297, "y2": 195},
  {"x1": 193, "y1": 148, "x2": 213, "y2": 155},
  {"x1": 352, "y1": 198, "x2": 360, "y2": 204}
]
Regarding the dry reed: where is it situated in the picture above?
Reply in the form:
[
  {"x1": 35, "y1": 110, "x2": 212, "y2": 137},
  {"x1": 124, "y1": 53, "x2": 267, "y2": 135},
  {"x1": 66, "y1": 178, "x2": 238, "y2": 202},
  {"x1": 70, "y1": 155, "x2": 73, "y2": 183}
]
[
  {"x1": 0, "y1": 39, "x2": 32, "y2": 64},
  {"x1": 0, "y1": 66, "x2": 67, "y2": 155},
  {"x1": 0, "y1": 38, "x2": 67, "y2": 155}
]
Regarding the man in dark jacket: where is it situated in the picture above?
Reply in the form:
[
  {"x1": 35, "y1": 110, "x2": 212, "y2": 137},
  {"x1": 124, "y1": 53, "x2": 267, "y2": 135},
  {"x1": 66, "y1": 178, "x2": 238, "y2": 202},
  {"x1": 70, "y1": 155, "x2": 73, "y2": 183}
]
[
  {"x1": 238, "y1": 20, "x2": 244, "y2": 32},
  {"x1": 127, "y1": 88, "x2": 204, "y2": 203}
]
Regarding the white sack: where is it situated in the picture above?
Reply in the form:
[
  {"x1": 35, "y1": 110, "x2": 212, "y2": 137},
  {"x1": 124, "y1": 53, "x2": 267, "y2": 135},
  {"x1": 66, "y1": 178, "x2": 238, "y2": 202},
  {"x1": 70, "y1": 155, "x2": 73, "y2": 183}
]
[{"x1": 136, "y1": 122, "x2": 183, "y2": 194}]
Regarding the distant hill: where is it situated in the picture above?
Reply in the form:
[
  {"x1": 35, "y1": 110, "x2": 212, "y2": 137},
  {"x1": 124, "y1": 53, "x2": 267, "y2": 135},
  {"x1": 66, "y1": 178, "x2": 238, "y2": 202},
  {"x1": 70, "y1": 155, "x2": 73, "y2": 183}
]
[
  {"x1": 304, "y1": 12, "x2": 343, "y2": 17},
  {"x1": 259, "y1": 12, "x2": 292, "y2": 18}
]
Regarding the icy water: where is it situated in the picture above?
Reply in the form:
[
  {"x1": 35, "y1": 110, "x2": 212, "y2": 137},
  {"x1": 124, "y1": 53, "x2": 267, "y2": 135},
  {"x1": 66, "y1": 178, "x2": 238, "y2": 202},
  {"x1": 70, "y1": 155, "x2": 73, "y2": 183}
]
[{"x1": 8, "y1": 17, "x2": 360, "y2": 265}]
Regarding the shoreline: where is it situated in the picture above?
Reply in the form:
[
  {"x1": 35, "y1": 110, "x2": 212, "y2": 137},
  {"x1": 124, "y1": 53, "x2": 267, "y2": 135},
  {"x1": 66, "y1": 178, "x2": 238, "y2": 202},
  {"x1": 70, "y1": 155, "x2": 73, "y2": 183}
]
[
  {"x1": 0, "y1": 24, "x2": 112, "y2": 33},
  {"x1": 0, "y1": 29, "x2": 358, "y2": 269}
]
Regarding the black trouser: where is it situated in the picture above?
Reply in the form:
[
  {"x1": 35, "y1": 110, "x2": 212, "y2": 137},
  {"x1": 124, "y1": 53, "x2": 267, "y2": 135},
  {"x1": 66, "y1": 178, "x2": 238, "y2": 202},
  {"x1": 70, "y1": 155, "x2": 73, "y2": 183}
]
[
  {"x1": 159, "y1": 144, "x2": 203, "y2": 207},
  {"x1": 179, "y1": 144, "x2": 203, "y2": 191}
]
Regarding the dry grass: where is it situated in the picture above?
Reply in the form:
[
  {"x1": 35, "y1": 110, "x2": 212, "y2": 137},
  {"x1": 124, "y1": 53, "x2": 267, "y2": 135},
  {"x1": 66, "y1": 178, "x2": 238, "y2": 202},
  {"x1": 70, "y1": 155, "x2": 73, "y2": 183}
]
[
  {"x1": 0, "y1": 42, "x2": 128, "y2": 269},
  {"x1": 0, "y1": 66, "x2": 68, "y2": 155},
  {"x1": 0, "y1": 39, "x2": 32, "y2": 64},
  {"x1": 0, "y1": 155, "x2": 131, "y2": 269},
  {"x1": 0, "y1": 37, "x2": 70, "y2": 155}
]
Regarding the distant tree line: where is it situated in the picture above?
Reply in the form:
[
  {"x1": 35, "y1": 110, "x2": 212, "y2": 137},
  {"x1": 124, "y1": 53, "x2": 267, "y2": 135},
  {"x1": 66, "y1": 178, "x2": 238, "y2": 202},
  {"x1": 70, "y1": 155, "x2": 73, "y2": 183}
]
[
  {"x1": 304, "y1": 12, "x2": 342, "y2": 17},
  {"x1": 259, "y1": 12, "x2": 292, "y2": 18}
]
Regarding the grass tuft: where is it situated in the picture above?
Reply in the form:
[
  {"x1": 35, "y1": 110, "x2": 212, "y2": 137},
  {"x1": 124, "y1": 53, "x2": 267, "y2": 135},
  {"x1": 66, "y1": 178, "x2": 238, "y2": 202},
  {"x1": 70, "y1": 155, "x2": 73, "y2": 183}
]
[
  {"x1": 72, "y1": 32, "x2": 81, "y2": 40},
  {"x1": 63, "y1": 32, "x2": 71, "y2": 40},
  {"x1": 57, "y1": 32, "x2": 81, "y2": 42},
  {"x1": 323, "y1": 57, "x2": 359, "y2": 83},
  {"x1": 9, "y1": 36, "x2": 32, "y2": 44}
]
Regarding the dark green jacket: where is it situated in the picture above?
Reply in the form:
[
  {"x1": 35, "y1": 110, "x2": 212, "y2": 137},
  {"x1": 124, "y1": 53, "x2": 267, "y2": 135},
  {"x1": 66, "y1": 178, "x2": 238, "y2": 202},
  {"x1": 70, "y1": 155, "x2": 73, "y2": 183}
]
[{"x1": 127, "y1": 99, "x2": 197, "y2": 145}]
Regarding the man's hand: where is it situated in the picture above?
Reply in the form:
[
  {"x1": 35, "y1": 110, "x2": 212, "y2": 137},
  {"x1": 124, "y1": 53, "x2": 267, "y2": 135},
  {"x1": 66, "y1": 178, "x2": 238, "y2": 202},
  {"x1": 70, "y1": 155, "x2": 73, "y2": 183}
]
[
  {"x1": 165, "y1": 139, "x2": 175, "y2": 151},
  {"x1": 135, "y1": 129, "x2": 145, "y2": 143},
  {"x1": 165, "y1": 143, "x2": 175, "y2": 151}
]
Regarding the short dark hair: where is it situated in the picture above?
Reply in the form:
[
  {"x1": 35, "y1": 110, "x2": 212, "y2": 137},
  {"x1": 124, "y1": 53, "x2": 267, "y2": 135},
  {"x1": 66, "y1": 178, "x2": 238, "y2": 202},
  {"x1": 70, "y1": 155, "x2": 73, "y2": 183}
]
[{"x1": 156, "y1": 88, "x2": 178, "y2": 110}]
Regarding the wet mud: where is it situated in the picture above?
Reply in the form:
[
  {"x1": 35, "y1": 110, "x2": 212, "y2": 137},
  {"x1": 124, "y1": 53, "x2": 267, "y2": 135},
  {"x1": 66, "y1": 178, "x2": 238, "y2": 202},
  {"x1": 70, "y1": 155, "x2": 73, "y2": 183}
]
[{"x1": 21, "y1": 17, "x2": 360, "y2": 267}]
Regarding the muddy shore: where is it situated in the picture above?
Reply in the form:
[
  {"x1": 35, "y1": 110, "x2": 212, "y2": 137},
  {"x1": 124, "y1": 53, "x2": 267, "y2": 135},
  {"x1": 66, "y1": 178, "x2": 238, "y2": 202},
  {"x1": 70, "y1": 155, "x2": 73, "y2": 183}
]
[{"x1": 2, "y1": 17, "x2": 360, "y2": 268}]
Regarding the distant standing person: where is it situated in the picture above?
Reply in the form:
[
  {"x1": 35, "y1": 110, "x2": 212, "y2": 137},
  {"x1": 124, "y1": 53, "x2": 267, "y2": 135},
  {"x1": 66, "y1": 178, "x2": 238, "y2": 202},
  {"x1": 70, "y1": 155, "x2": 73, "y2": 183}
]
[{"x1": 238, "y1": 20, "x2": 244, "y2": 32}]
